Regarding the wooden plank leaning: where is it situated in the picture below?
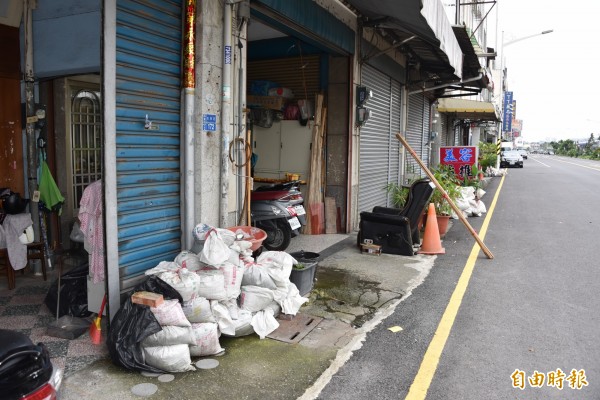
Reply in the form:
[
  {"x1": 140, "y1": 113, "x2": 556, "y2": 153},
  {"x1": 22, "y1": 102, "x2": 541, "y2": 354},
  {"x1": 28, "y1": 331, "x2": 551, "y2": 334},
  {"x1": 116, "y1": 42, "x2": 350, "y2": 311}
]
[{"x1": 395, "y1": 133, "x2": 494, "y2": 259}]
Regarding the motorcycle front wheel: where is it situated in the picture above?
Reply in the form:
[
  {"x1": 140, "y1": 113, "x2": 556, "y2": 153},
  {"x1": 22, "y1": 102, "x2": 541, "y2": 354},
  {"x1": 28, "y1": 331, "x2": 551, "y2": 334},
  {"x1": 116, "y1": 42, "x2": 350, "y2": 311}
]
[{"x1": 260, "y1": 219, "x2": 292, "y2": 251}]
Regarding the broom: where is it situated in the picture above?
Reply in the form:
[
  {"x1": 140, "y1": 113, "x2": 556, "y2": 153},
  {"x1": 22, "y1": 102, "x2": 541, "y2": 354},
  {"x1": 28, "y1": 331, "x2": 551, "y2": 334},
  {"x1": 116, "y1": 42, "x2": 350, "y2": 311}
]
[{"x1": 90, "y1": 294, "x2": 107, "y2": 345}]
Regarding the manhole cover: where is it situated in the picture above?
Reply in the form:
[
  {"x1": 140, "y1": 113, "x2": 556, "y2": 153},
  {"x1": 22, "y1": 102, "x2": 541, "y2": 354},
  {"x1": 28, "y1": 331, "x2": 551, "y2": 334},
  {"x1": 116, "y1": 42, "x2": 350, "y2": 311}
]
[
  {"x1": 196, "y1": 359, "x2": 219, "y2": 369},
  {"x1": 131, "y1": 383, "x2": 158, "y2": 397},
  {"x1": 267, "y1": 313, "x2": 323, "y2": 344},
  {"x1": 158, "y1": 374, "x2": 175, "y2": 383}
]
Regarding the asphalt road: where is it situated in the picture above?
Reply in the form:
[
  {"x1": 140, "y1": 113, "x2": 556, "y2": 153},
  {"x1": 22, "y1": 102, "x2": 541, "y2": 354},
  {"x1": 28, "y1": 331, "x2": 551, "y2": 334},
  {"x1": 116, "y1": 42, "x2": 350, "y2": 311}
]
[{"x1": 317, "y1": 155, "x2": 600, "y2": 400}]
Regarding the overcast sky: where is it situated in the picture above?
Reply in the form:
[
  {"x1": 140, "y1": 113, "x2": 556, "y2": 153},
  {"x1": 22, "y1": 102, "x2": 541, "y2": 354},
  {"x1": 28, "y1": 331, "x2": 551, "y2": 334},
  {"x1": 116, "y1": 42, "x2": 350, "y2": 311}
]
[{"x1": 491, "y1": 0, "x2": 600, "y2": 143}]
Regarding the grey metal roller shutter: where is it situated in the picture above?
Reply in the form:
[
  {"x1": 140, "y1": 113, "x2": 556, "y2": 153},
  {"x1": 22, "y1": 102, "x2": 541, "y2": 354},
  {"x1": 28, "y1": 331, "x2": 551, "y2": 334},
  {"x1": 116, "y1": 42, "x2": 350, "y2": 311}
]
[
  {"x1": 390, "y1": 79, "x2": 402, "y2": 186},
  {"x1": 115, "y1": 0, "x2": 182, "y2": 291},
  {"x1": 406, "y1": 94, "x2": 425, "y2": 177},
  {"x1": 421, "y1": 99, "x2": 431, "y2": 169},
  {"x1": 358, "y1": 64, "x2": 402, "y2": 213}
]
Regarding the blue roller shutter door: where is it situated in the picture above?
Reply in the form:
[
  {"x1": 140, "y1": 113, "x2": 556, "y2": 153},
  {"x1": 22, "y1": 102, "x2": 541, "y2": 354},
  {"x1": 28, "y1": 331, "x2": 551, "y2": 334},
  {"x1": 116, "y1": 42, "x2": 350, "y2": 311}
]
[{"x1": 115, "y1": 0, "x2": 182, "y2": 291}]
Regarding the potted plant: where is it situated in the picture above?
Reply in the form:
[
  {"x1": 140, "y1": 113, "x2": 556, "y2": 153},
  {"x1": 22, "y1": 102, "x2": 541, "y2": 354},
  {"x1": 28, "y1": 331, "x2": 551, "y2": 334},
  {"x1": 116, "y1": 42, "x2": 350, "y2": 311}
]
[
  {"x1": 460, "y1": 164, "x2": 482, "y2": 191},
  {"x1": 289, "y1": 251, "x2": 319, "y2": 296},
  {"x1": 478, "y1": 142, "x2": 498, "y2": 175},
  {"x1": 429, "y1": 164, "x2": 461, "y2": 235},
  {"x1": 384, "y1": 182, "x2": 410, "y2": 208}
]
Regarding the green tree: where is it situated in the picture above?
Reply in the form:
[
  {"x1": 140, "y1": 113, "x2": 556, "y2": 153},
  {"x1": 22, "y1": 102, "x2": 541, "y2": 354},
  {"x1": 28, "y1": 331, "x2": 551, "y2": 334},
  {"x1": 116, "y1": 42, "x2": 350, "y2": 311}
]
[
  {"x1": 585, "y1": 133, "x2": 595, "y2": 156},
  {"x1": 553, "y1": 139, "x2": 577, "y2": 156}
]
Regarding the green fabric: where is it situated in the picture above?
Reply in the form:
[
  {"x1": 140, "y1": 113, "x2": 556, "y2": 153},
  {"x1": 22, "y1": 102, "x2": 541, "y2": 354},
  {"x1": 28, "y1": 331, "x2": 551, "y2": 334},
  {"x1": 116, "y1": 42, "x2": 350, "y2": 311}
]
[{"x1": 38, "y1": 161, "x2": 65, "y2": 215}]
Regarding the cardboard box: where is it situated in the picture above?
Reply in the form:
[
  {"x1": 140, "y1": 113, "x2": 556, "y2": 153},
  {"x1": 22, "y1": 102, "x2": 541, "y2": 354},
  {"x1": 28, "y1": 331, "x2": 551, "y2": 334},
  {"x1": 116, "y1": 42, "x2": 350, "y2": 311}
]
[
  {"x1": 247, "y1": 95, "x2": 284, "y2": 110},
  {"x1": 360, "y1": 243, "x2": 382, "y2": 256},
  {"x1": 131, "y1": 291, "x2": 164, "y2": 307}
]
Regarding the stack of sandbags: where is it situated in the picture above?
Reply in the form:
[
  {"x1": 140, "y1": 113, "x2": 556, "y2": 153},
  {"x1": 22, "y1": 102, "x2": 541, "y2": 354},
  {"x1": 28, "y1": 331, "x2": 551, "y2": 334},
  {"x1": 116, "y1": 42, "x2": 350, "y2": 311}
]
[
  {"x1": 143, "y1": 223, "x2": 308, "y2": 353},
  {"x1": 455, "y1": 186, "x2": 487, "y2": 218},
  {"x1": 142, "y1": 300, "x2": 196, "y2": 373}
]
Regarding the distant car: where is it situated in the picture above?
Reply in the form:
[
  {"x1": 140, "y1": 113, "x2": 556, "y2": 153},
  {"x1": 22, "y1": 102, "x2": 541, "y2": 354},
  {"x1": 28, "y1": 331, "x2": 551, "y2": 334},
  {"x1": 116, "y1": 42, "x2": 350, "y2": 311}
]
[
  {"x1": 500, "y1": 150, "x2": 524, "y2": 168},
  {"x1": 517, "y1": 149, "x2": 528, "y2": 159}
]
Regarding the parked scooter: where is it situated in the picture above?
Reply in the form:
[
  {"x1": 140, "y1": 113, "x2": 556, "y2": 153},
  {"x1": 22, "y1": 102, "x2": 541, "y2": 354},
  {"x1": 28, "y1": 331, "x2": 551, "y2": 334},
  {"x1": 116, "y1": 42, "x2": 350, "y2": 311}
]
[
  {"x1": 0, "y1": 329, "x2": 63, "y2": 400},
  {"x1": 251, "y1": 180, "x2": 306, "y2": 251}
]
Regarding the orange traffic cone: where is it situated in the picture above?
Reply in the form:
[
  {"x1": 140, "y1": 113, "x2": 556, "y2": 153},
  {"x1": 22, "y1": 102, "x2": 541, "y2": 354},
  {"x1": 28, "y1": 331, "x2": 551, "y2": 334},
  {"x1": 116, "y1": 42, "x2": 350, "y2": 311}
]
[{"x1": 418, "y1": 203, "x2": 445, "y2": 255}]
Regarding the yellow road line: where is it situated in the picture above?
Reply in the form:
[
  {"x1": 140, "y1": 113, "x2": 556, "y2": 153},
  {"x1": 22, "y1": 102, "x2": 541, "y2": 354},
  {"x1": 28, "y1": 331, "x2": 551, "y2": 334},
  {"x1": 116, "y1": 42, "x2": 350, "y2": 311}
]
[{"x1": 405, "y1": 174, "x2": 506, "y2": 400}]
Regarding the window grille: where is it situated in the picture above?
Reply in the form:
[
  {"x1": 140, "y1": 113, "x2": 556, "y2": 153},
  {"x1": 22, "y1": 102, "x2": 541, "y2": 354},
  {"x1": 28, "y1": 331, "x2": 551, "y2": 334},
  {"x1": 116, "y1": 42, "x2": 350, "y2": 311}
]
[{"x1": 70, "y1": 89, "x2": 102, "y2": 209}]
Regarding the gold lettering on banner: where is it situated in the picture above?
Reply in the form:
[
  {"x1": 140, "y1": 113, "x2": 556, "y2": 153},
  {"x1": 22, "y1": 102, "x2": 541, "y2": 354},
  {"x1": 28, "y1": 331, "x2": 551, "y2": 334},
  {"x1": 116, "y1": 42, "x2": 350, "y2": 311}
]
[{"x1": 183, "y1": 0, "x2": 196, "y2": 88}]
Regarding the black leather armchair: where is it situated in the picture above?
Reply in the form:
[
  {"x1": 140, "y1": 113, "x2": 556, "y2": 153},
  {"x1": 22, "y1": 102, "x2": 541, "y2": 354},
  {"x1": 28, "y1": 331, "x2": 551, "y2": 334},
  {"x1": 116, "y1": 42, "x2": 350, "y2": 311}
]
[{"x1": 358, "y1": 178, "x2": 435, "y2": 256}]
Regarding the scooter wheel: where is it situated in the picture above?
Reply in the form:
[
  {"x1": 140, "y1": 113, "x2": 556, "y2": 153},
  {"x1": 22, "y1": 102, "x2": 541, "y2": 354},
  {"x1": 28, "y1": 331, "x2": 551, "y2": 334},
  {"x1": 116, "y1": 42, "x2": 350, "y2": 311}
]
[{"x1": 262, "y1": 219, "x2": 292, "y2": 251}]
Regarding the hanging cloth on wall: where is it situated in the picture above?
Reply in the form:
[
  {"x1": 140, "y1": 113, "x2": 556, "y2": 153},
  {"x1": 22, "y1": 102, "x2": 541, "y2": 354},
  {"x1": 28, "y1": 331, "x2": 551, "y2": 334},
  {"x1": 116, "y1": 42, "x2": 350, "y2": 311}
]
[
  {"x1": 79, "y1": 180, "x2": 104, "y2": 283},
  {"x1": 38, "y1": 159, "x2": 65, "y2": 215}
]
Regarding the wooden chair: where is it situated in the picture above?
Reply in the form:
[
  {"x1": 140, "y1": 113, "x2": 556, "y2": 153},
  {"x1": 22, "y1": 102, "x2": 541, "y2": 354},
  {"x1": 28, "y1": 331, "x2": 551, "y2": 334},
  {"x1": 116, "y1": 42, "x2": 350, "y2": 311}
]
[{"x1": 0, "y1": 242, "x2": 47, "y2": 290}]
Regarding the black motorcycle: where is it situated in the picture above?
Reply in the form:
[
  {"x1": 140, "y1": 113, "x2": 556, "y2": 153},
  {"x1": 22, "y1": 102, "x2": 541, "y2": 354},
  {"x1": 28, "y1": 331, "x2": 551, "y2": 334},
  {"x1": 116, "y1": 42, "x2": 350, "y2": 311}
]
[{"x1": 0, "y1": 329, "x2": 63, "y2": 400}]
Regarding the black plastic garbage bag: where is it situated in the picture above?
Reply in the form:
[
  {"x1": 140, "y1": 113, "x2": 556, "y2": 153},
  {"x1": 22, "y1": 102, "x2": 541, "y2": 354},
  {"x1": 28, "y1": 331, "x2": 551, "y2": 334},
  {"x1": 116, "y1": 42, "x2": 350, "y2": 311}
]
[
  {"x1": 44, "y1": 263, "x2": 91, "y2": 318},
  {"x1": 107, "y1": 276, "x2": 183, "y2": 373}
]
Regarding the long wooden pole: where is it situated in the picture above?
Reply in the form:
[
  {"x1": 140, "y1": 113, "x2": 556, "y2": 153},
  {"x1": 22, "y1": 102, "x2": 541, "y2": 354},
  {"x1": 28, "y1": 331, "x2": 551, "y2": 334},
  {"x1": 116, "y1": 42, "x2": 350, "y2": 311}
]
[
  {"x1": 246, "y1": 128, "x2": 252, "y2": 225},
  {"x1": 395, "y1": 133, "x2": 494, "y2": 259}
]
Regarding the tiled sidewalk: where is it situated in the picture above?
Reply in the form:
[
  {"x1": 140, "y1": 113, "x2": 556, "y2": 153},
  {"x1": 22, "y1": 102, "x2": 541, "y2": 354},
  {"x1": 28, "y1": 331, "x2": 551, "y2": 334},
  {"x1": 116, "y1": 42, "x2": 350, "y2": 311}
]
[
  {"x1": 0, "y1": 263, "x2": 109, "y2": 377},
  {"x1": 0, "y1": 233, "x2": 349, "y2": 378}
]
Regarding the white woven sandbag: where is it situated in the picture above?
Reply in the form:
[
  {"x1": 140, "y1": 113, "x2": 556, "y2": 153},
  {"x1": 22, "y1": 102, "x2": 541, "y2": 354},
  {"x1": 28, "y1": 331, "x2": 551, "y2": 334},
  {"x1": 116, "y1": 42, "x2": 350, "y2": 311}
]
[
  {"x1": 199, "y1": 230, "x2": 231, "y2": 265},
  {"x1": 460, "y1": 186, "x2": 476, "y2": 200},
  {"x1": 189, "y1": 323, "x2": 224, "y2": 357},
  {"x1": 264, "y1": 300, "x2": 282, "y2": 318},
  {"x1": 241, "y1": 262, "x2": 277, "y2": 290},
  {"x1": 256, "y1": 251, "x2": 295, "y2": 288},
  {"x1": 273, "y1": 282, "x2": 308, "y2": 316},
  {"x1": 182, "y1": 297, "x2": 215, "y2": 323},
  {"x1": 222, "y1": 298, "x2": 239, "y2": 320},
  {"x1": 239, "y1": 285, "x2": 274, "y2": 313},
  {"x1": 470, "y1": 198, "x2": 487, "y2": 215},
  {"x1": 216, "y1": 261, "x2": 244, "y2": 300},
  {"x1": 210, "y1": 300, "x2": 236, "y2": 336},
  {"x1": 221, "y1": 309, "x2": 254, "y2": 337},
  {"x1": 174, "y1": 251, "x2": 202, "y2": 272},
  {"x1": 143, "y1": 344, "x2": 195, "y2": 373},
  {"x1": 251, "y1": 308, "x2": 279, "y2": 339},
  {"x1": 150, "y1": 299, "x2": 191, "y2": 327},
  {"x1": 160, "y1": 268, "x2": 201, "y2": 302},
  {"x1": 215, "y1": 228, "x2": 237, "y2": 246},
  {"x1": 196, "y1": 269, "x2": 227, "y2": 301},
  {"x1": 145, "y1": 261, "x2": 179, "y2": 275},
  {"x1": 229, "y1": 239, "x2": 253, "y2": 255},
  {"x1": 141, "y1": 326, "x2": 196, "y2": 347}
]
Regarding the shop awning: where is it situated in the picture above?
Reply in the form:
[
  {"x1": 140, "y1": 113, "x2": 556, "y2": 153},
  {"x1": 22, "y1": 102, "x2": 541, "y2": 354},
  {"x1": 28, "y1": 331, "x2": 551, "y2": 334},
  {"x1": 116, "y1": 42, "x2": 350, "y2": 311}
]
[
  {"x1": 437, "y1": 98, "x2": 499, "y2": 121},
  {"x1": 452, "y1": 25, "x2": 492, "y2": 90},
  {"x1": 344, "y1": 0, "x2": 462, "y2": 81}
]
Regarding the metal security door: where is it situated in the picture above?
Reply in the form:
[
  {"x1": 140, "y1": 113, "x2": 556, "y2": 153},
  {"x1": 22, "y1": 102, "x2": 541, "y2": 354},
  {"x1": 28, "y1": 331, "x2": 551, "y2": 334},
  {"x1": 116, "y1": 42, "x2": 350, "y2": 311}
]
[
  {"x1": 358, "y1": 64, "x2": 402, "y2": 213},
  {"x1": 421, "y1": 99, "x2": 431, "y2": 168},
  {"x1": 406, "y1": 93, "x2": 426, "y2": 179},
  {"x1": 114, "y1": 0, "x2": 183, "y2": 291}
]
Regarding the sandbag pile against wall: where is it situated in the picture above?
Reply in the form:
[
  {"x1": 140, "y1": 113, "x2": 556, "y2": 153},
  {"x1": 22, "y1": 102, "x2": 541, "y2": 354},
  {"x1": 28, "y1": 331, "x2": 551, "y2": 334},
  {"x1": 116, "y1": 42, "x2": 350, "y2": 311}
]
[
  {"x1": 141, "y1": 300, "x2": 196, "y2": 373},
  {"x1": 121, "y1": 223, "x2": 309, "y2": 373}
]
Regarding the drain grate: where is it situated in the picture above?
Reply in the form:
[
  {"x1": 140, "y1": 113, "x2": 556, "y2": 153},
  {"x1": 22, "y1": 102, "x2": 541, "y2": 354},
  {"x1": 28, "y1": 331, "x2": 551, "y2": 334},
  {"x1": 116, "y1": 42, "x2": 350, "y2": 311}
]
[{"x1": 267, "y1": 313, "x2": 323, "y2": 344}]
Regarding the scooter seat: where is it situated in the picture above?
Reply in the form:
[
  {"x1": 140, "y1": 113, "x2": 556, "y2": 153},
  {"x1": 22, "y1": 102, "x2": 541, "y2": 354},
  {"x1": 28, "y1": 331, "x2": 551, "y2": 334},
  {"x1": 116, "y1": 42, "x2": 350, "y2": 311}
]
[
  {"x1": 0, "y1": 329, "x2": 34, "y2": 361},
  {"x1": 251, "y1": 190, "x2": 289, "y2": 201}
]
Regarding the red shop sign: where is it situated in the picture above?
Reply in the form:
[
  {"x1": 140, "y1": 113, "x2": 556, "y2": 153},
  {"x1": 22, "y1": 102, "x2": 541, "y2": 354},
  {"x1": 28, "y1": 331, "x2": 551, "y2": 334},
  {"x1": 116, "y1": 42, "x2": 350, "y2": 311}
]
[{"x1": 440, "y1": 146, "x2": 479, "y2": 179}]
